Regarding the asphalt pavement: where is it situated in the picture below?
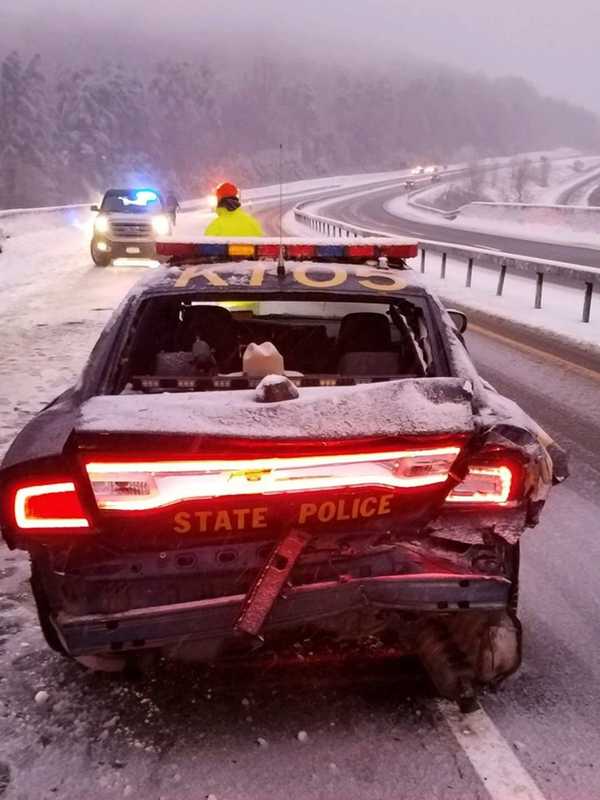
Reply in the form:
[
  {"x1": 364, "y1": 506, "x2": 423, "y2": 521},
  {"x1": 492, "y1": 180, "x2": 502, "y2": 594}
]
[{"x1": 318, "y1": 184, "x2": 600, "y2": 267}]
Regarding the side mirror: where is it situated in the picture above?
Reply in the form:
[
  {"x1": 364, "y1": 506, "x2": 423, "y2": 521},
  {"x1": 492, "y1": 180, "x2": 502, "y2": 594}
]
[
  {"x1": 448, "y1": 309, "x2": 468, "y2": 334},
  {"x1": 90, "y1": 204, "x2": 99, "y2": 212}
]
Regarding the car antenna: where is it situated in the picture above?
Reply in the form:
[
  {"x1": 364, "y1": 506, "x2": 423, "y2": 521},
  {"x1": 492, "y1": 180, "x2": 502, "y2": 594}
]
[{"x1": 277, "y1": 143, "x2": 286, "y2": 279}]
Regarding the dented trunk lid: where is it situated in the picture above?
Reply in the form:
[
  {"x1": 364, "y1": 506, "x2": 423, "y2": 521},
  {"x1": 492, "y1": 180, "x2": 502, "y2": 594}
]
[{"x1": 69, "y1": 378, "x2": 477, "y2": 543}]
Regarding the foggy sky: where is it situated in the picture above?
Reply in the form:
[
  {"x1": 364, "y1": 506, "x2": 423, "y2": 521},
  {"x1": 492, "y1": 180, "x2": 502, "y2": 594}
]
[{"x1": 2, "y1": 0, "x2": 598, "y2": 111}]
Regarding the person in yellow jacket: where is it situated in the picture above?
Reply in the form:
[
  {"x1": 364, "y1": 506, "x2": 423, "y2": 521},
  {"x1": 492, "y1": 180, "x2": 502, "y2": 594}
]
[{"x1": 204, "y1": 181, "x2": 264, "y2": 237}]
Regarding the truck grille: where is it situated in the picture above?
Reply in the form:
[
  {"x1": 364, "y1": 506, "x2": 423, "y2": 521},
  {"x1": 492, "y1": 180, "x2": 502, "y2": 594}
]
[{"x1": 110, "y1": 221, "x2": 153, "y2": 239}]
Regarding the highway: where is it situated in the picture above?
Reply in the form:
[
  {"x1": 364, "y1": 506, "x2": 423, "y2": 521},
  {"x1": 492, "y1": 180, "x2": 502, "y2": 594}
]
[
  {"x1": 0, "y1": 189, "x2": 597, "y2": 799},
  {"x1": 313, "y1": 182, "x2": 600, "y2": 267}
]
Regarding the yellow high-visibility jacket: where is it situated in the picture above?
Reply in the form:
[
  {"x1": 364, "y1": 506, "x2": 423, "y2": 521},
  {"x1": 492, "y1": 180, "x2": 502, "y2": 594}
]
[{"x1": 204, "y1": 206, "x2": 264, "y2": 237}]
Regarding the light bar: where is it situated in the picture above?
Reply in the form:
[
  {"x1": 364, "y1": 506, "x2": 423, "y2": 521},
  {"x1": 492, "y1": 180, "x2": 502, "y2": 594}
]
[
  {"x1": 156, "y1": 237, "x2": 419, "y2": 263},
  {"x1": 86, "y1": 447, "x2": 461, "y2": 512},
  {"x1": 14, "y1": 482, "x2": 90, "y2": 529}
]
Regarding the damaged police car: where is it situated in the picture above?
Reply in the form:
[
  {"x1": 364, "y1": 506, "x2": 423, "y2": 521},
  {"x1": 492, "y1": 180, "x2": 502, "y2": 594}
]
[{"x1": 0, "y1": 237, "x2": 566, "y2": 705}]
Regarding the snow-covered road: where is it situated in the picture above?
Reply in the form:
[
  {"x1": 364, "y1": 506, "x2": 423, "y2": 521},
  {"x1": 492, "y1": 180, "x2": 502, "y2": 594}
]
[{"x1": 0, "y1": 187, "x2": 599, "y2": 799}]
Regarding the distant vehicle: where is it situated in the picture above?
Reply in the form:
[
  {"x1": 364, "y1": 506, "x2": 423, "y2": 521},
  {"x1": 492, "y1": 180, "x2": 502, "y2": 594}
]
[
  {"x1": 411, "y1": 166, "x2": 425, "y2": 175},
  {"x1": 89, "y1": 189, "x2": 171, "y2": 267},
  {"x1": 430, "y1": 174, "x2": 442, "y2": 183},
  {"x1": 0, "y1": 235, "x2": 567, "y2": 704},
  {"x1": 404, "y1": 180, "x2": 416, "y2": 190}
]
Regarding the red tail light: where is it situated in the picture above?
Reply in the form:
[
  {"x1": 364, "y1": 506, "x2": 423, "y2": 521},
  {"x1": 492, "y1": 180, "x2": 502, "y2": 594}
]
[
  {"x1": 446, "y1": 443, "x2": 526, "y2": 506},
  {"x1": 86, "y1": 446, "x2": 462, "y2": 512},
  {"x1": 446, "y1": 465, "x2": 513, "y2": 505},
  {"x1": 14, "y1": 482, "x2": 90, "y2": 530}
]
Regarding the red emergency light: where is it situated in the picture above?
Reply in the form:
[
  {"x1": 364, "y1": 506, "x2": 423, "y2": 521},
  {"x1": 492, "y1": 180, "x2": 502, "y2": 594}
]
[
  {"x1": 256, "y1": 244, "x2": 281, "y2": 259},
  {"x1": 346, "y1": 245, "x2": 376, "y2": 259},
  {"x1": 380, "y1": 243, "x2": 419, "y2": 259},
  {"x1": 286, "y1": 244, "x2": 316, "y2": 259}
]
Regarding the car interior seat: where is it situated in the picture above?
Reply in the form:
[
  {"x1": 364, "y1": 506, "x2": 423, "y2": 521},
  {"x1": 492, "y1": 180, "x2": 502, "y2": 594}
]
[
  {"x1": 178, "y1": 305, "x2": 239, "y2": 368},
  {"x1": 336, "y1": 312, "x2": 401, "y2": 375}
]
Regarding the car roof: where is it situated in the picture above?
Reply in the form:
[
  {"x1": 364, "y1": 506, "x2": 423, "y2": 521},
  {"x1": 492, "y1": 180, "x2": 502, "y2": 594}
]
[{"x1": 132, "y1": 259, "x2": 431, "y2": 302}]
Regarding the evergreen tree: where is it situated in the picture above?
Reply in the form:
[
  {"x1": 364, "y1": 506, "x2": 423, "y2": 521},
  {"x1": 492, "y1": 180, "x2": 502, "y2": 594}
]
[{"x1": 0, "y1": 52, "x2": 53, "y2": 207}]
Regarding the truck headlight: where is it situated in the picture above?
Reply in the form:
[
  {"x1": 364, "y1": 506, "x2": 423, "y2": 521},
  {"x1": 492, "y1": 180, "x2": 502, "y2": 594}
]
[
  {"x1": 152, "y1": 215, "x2": 170, "y2": 237},
  {"x1": 94, "y1": 215, "x2": 109, "y2": 234}
]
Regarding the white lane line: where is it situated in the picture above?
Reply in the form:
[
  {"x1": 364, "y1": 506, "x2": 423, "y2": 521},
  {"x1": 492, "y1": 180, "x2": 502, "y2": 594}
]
[{"x1": 437, "y1": 700, "x2": 547, "y2": 800}]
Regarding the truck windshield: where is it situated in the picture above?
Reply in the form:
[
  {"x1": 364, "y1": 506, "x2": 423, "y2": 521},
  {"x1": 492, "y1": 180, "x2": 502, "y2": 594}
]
[{"x1": 101, "y1": 190, "x2": 163, "y2": 213}]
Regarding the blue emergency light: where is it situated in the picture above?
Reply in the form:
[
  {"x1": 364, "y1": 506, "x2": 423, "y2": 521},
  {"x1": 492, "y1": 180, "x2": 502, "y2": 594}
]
[{"x1": 119, "y1": 190, "x2": 160, "y2": 207}]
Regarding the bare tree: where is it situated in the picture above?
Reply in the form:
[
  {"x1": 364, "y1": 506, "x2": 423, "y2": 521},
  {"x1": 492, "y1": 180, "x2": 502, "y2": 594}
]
[
  {"x1": 510, "y1": 158, "x2": 532, "y2": 202},
  {"x1": 538, "y1": 155, "x2": 551, "y2": 187},
  {"x1": 466, "y1": 161, "x2": 486, "y2": 197},
  {"x1": 488, "y1": 161, "x2": 500, "y2": 188}
]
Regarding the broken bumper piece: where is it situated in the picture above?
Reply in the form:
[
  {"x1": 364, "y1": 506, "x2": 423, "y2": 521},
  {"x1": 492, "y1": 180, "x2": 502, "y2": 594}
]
[{"x1": 55, "y1": 572, "x2": 510, "y2": 657}]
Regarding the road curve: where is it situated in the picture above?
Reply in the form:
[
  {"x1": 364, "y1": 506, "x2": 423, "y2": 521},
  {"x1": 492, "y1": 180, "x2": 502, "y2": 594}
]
[{"x1": 318, "y1": 183, "x2": 600, "y2": 267}]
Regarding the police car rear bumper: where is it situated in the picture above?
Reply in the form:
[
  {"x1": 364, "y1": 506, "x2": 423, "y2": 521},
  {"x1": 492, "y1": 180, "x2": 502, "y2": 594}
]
[{"x1": 54, "y1": 573, "x2": 511, "y2": 657}]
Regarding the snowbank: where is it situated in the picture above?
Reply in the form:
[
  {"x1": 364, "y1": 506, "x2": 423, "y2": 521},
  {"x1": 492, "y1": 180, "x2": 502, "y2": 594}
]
[
  {"x1": 416, "y1": 250, "x2": 600, "y2": 360},
  {"x1": 407, "y1": 156, "x2": 600, "y2": 212},
  {"x1": 454, "y1": 202, "x2": 600, "y2": 248},
  {"x1": 385, "y1": 191, "x2": 600, "y2": 249}
]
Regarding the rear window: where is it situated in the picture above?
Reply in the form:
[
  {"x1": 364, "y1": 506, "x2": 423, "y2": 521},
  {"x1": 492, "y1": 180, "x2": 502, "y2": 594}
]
[{"x1": 111, "y1": 295, "x2": 441, "y2": 393}]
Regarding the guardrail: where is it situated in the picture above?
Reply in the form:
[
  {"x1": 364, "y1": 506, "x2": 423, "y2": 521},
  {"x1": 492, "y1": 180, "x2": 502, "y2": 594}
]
[
  {"x1": 0, "y1": 202, "x2": 91, "y2": 221},
  {"x1": 406, "y1": 161, "x2": 600, "y2": 220},
  {"x1": 294, "y1": 202, "x2": 599, "y2": 323}
]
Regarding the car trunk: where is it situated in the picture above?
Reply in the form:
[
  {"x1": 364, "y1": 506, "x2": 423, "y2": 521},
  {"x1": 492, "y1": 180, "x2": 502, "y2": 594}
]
[{"x1": 45, "y1": 376, "x2": 488, "y2": 614}]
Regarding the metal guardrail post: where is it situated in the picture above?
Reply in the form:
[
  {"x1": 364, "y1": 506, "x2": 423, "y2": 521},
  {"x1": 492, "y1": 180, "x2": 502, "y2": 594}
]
[
  {"x1": 466, "y1": 258, "x2": 473, "y2": 287},
  {"x1": 583, "y1": 282, "x2": 593, "y2": 323},
  {"x1": 496, "y1": 264, "x2": 507, "y2": 296},
  {"x1": 420, "y1": 249, "x2": 426, "y2": 273},
  {"x1": 535, "y1": 272, "x2": 544, "y2": 309},
  {"x1": 440, "y1": 253, "x2": 447, "y2": 279}
]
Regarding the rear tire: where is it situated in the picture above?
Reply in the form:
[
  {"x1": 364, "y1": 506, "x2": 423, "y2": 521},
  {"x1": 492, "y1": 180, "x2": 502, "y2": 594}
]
[{"x1": 91, "y1": 240, "x2": 111, "y2": 267}]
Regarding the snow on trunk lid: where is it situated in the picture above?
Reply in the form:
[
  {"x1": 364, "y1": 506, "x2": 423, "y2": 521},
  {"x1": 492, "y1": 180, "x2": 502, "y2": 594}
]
[{"x1": 77, "y1": 377, "x2": 475, "y2": 440}]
